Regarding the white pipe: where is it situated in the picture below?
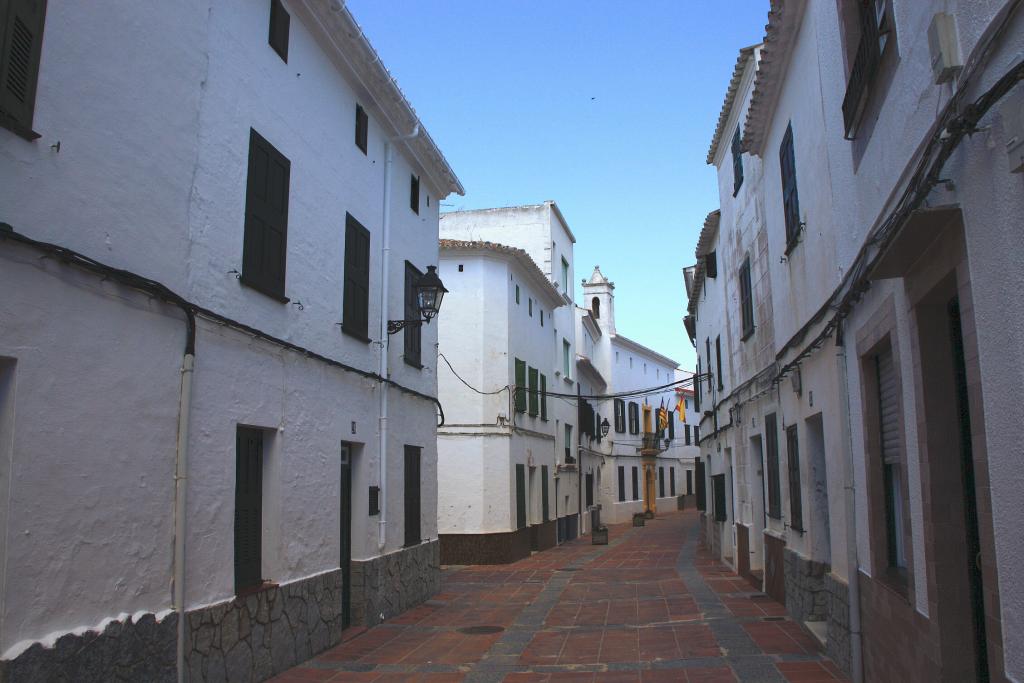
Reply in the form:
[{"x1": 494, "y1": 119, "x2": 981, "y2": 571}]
[
  {"x1": 173, "y1": 353, "x2": 195, "y2": 683},
  {"x1": 836, "y1": 344, "x2": 863, "y2": 683},
  {"x1": 378, "y1": 124, "x2": 420, "y2": 549}
]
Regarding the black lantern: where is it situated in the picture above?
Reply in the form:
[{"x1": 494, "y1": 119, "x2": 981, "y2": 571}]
[
  {"x1": 388, "y1": 265, "x2": 448, "y2": 335},
  {"x1": 600, "y1": 418, "x2": 610, "y2": 438}
]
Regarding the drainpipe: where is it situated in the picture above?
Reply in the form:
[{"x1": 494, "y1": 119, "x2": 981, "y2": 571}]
[
  {"x1": 173, "y1": 312, "x2": 196, "y2": 683},
  {"x1": 378, "y1": 123, "x2": 420, "y2": 550},
  {"x1": 836, "y1": 334, "x2": 863, "y2": 683}
]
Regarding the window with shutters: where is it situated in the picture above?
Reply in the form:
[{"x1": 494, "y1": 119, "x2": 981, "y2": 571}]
[
  {"x1": 540, "y1": 374, "x2": 548, "y2": 420},
  {"x1": 627, "y1": 401, "x2": 640, "y2": 435},
  {"x1": 514, "y1": 358, "x2": 526, "y2": 413},
  {"x1": 235, "y1": 426, "x2": 264, "y2": 593},
  {"x1": 342, "y1": 214, "x2": 370, "y2": 339},
  {"x1": 617, "y1": 466, "x2": 626, "y2": 502},
  {"x1": 268, "y1": 0, "x2": 289, "y2": 62},
  {"x1": 0, "y1": 0, "x2": 46, "y2": 140},
  {"x1": 242, "y1": 129, "x2": 290, "y2": 301},
  {"x1": 659, "y1": 467, "x2": 665, "y2": 498},
  {"x1": 705, "y1": 251, "x2": 718, "y2": 279},
  {"x1": 739, "y1": 257, "x2": 755, "y2": 340},
  {"x1": 540, "y1": 309, "x2": 544, "y2": 327},
  {"x1": 614, "y1": 399, "x2": 626, "y2": 433},
  {"x1": 542, "y1": 465, "x2": 550, "y2": 522},
  {"x1": 705, "y1": 338, "x2": 713, "y2": 397},
  {"x1": 515, "y1": 464, "x2": 527, "y2": 529},
  {"x1": 765, "y1": 413, "x2": 782, "y2": 519},
  {"x1": 685, "y1": 424, "x2": 692, "y2": 445},
  {"x1": 780, "y1": 123, "x2": 802, "y2": 252},
  {"x1": 586, "y1": 473, "x2": 594, "y2": 508},
  {"x1": 686, "y1": 469, "x2": 693, "y2": 495},
  {"x1": 694, "y1": 426, "x2": 700, "y2": 443},
  {"x1": 404, "y1": 261, "x2": 422, "y2": 367},
  {"x1": 695, "y1": 360, "x2": 702, "y2": 411},
  {"x1": 410, "y1": 175, "x2": 420, "y2": 214},
  {"x1": 731, "y1": 126, "x2": 744, "y2": 195},
  {"x1": 355, "y1": 104, "x2": 368, "y2": 154},
  {"x1": 564, "y1": 424, "x2": 574, "y2": 464},
  {"x1": 712, "y1": 474, "x2": 727, "y2": 522},
  {"x1": 670, "y1": 468, "x2": 676, "y2": 496},
  {"x1": 562, "y1": 340, "x2": 571, "y2": 377},
  {"x1": 528, "y1": 366, "x2": 539, "y2": 416},
  {"x1": 786, "y1": 425, "x2": 803, "y2": 531},
  {"x1": 869, "y1": 344, "x2": 908, "y2": 574},
  {"x1": 528, "y1": 298, "x2": 533, "y2": 317},
  {"x1": 631, "y1": 466, "x2": 639, "y2": 501},
  {"x1": 561, "y1": 257, "x2": 569, "y2": 293},
  {"x1": 404, "y1": 446, "x2": 422, "y2": 547},
  {"x1": 840, "y1": 0, "x2": 897, "y2": 139},
  {"x1": 716, "y1": 336, "x2": 724, "y2": 391},
  {"x1": 515, "y1": 284, "x2": 520, "y2": 304},
  {"x1": 667, "y1": 412, "x2": 675, "y2": 440},
  {"x1": 695, "y1": 459, "x2": 706, "y2": 511}
]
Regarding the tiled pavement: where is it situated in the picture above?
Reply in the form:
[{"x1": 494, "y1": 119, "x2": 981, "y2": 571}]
[{"x1": 271, "y1": 511, "x2": 847, "y2": 683}]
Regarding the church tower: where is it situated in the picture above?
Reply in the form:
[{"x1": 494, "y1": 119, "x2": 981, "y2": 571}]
[{"x1": 582, "y1": 265, "x2": 615, "y2": 335}]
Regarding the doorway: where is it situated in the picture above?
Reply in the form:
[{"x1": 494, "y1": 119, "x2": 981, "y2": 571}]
[
  {"x1": 805, "y1": 414, "x2": 831, "y2": 566},
  {"x1": 748, "y1": 435, "x2": 766, "y2": 580},
  {"x1": 340, "y1": 443, "x2": 352, "y2": 629}
]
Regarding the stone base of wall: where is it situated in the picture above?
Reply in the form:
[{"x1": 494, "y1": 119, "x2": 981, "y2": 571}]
[
  {"x1": 783, "y1": 547, "x2": 828, "y2": 623},
  {"x1": 0, "y1": 612, "x2": 177, "y2": 683},
  {"x1": 530, "y1": 520, "x2": 557, "y2": 552},
  {"x1": 440, "y1": 527, "x2": 531, "y2": 565},
  {"x1": 824, "y1": 572, "x2": 851, "y2": 676},
  {"x1": 352, "y1": 540, "x2": 440, "y2": 628},
  {"x1": 185, "y1": 569, "x2": 344, "y2": 683}
]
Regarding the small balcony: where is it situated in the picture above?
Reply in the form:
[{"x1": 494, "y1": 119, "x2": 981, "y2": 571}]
[{"x1": 640, "y1": 432, "x2": 666, "y2": 456}]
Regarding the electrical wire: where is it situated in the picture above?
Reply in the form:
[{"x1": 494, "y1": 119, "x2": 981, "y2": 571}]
[{"x1": 438, "y1": 352, "x2": 509, "y2": 395}]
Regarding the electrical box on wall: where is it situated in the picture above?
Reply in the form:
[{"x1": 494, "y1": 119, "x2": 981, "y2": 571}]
[
  {"x1": 928, "y1": 13, "x2": 962, "y2": 84},
  {"x1": 1003, "y1": 84, "x2": 1024, "y2": 173}
]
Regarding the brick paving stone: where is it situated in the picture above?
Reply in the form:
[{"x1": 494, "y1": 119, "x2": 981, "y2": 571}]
[{"x1": 276, "y1": 511, "x2": 848, "y2": 683}]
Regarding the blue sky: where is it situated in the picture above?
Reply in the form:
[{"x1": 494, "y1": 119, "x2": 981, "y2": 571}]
[{"x1": 347, "y1": 1, "x2": 769, "y2": 370}]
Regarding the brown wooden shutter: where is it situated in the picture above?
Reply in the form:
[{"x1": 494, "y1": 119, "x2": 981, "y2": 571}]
[
  {"x1": 786, "y1": 425, "x2": 803, "y2": 531},
  {"x1": 404, "y1": 261, "x2": 422, "y2": 366},
  {"x1": 268, "y1": 0, "x2": 289, "y2": 62},
  {"x1": 234, "y1": 427, "x2": 263, "y2": 592},
  {"x1": 780, "y1": 123, "x2": 801, "y2": 247},
  {"x1": 0, "y1": 0, "x2": 46, "y2": 139},
  {"x1": 343, "y1": 214, "x2": 371, "y2": 339},
  {"x1": 355, "y1": 104, "x2": 368, "y2": 154},
  {"x1": 404, "y1": 445, "x2": 422, "y2": 547},
  {"x1": 242, "y1": 129, "x2": 290, "y2": 299}
]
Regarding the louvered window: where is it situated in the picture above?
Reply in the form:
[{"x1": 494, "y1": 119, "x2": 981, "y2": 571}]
[
  {"x1": 404, "y1": 262, "x2": 422, "y2": 367},
  {"x1": 515, "y1": 464, "x2": 527, "y2": 529},
  {"x1": 242, "y1": 129, "x2": 290, "y2": 301},
  {"x1": 627, "y1": 401, "x2": 640, "y2": 435},
  {"x1": 528, "y1": 366, "x2": 539, "y2": 416},
  {"x1": 342, "y1": 214, "x2": 371, "y2": 339},
  {"x1": 0, "y1": 0, "x2": 46, "y2": 139},
  {"x1": 631, "y1": 466, "x2": 639, "y2": 501},
  {"x1": 659, "y1": 467, "x2": 665, "y2": 498},
  {"x1": 685, "y1": 424, "x2": 692, "y2": 445},
  {"x1": 540, "y1": 374, "x2": 548, "y2": 420},
  {"x1": 731, "y1": 126, "x2": 744, "y2": 194},
  {"x1": 739, "y1": 257, "x2": 754, "y2": 340},
  {"x1": 765, "y1": 413, "x2": 782, "y2": 519},
  {"x1": 875, "y1": 347, "x2": 906, "y2": 568},
  {"x1": 617, "y1": 466, "x2": 626, "y2": 502},
  {"x1": 235, "y1": 426, "x2": 264, "y2": 593},
  {"x1": 667, "y1": 411, "x2": 675, "y2": 439},
  {"x1": 705, "y1": 251, "x2": 718, "y2": 278},
  {"x1": 403, "y1": 446, "x2": 421, "y2": 547},
  {"x1": 712, "y1": 474, "x2": 727, "y2": 522},
  {"x1": 355, "y1": 104, "x2": 368, "y2": 154},
  {"x1": 268, "y1": 0, "x2": 289, "y2": 62},
  {"x1": 614, "y1": 398, "x2": 626, "y2": 433},
  {"x1": 514, "y1": 358, "x2": 526, "y2": 413},
  {"x1": 670, "y1": 468, "x2": 676, "y2": 496},
  {"x1": 694, "y1": 426, "x2": 700, "y2": 443},
  {"x1": 542, "y1": 465, "x2": 550, "y2": 521},
  {"x1": 786, "y1": 425, "x2": 803, "y2": 531},
  {"x1": 410, "y1": 175, "x2": 420, "y2": 214},
  {"x1": 780, "y1": 123, "x2": 802, "y2": 251}
]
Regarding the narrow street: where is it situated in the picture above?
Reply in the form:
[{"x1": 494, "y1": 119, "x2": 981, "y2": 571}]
[{"x1": 271, "y1": 511, "x2": 846, "y2": 683}]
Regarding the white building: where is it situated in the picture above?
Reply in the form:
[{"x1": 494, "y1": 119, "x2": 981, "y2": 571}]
[
  {"x1": 0, "y1": 2, "x2": 461, "y2": 681},
  {"x1": 690, "y1": 2, "x2": 1024, "y2": 680},
  {"x1": 435, "y1": 239, "x2": 567, "y2": 563}
]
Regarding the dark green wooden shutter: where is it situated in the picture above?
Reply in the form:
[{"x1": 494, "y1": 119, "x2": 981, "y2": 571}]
[
  {"x1": 731, "y1": 126, "x2": 744, "y2": 194},
  {"x1": 514, "y1": 359, "x2": 526, "y2": 413},
  {"x1": 242, "y1": 129, "x2": 290, "y2": 299},
  {"x1": 667, "y1": 411, "x2": 675, "y2": 439},
  {"x1": 670, "y1": 468, "x2": 676, "y2": 496},
  {"x1": 516, "y1": 464, "x2": 527, "y2": 528},
  {"x1": 541, "y1": 465, "x2": 549, "y2": 522},
  {"x1": 659, "y1": 467, "x2": 665, "y2": 498},
  {"x1": 410, "y1": 175, "x2": 420, "y2": 214},
  {"x1": 695, "y1": 458, "x2": 706, "y2": 511},
  {"x1": 528, "y1": 367, "x2": 539, "y2": 416},
  {"x1": 585, "y1": 473, "x2": 593, "y2": 508},
  {"x1": 765, "y1": 413, "x2": 782, "y2": 519},
  {"x1": 716, "y1": 336, "x2": 724, "y2": 391},
  {"x1": 740, "y1": 257, "x2": 754, "y2": 339},
  {"x1": 234, "y1": 427, "x2": 264, "y2": 592},
  {"x1": 631, "y1": 466, "x2": 639, "y2": 501},
  {"x1": 268, "y1": 0, "x2": 289, "y2": 62},
  {"x1": 343, "y1": 214, "x2": 371, "y2": 338},
  {"x1": 540, "y1": 374, "x2": 547, "y2": 420},
  {"x1": 0, "y1": 0, "x2": 45, "y2": 139},
  {"x1": 404, "y1": 262, "x2": 422, "y2": 366},
  {"x1": 355, "y1": 104, "x2": 368, "y2": 154},
  {"x1": 617, "y1": 466, "x2": 625, "y2": 502},
  {"x1": 686, "y1": 470, "x2": 692, "y2": 495},
  {"x1": 786, "y1": 426, "x2": 803, "y2": 531},
  {"x1": 780, "y1": 123, "x2": 801, "y2": 247},
  {"x1": 713, "y1": 474, "x2": 727, "y2": 522},
  {"x1": 614, "y1": 399, "x2": 625, "y2": 433},
  {"x1": 404, "y1": 446, "x2": 421, "y2": 547}
]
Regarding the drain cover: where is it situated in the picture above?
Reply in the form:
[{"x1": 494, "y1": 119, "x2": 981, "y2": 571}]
[{"x1": 458, "y1": 625, "x2": 505, "y2": 635}]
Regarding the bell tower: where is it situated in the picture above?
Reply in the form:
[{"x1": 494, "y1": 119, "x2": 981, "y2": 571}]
[{"x1": 582, "y1": 265, "x2": 615, "y2": 335}]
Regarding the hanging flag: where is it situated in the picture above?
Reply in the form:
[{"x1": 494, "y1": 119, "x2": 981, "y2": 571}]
[
  {"x1": 658, "y1": 400, "x2": 668, "y2": 430},
  {"x1": 675, "y1": 388, "x2": 687, "y2": 422}
]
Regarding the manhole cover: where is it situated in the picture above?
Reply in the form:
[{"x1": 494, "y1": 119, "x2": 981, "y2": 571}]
[{"x1": 458, "y1": 625, "x2": 505, "y2": 635}]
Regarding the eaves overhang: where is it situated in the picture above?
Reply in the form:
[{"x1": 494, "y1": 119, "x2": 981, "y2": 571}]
[
  {"x1": 439, "y1": 239, "x2": 564, "y2": 309},
  {"x1": 686, "y1": 210, "x2": 720, "y2": 315},
  {"x1": 706, "y1": 44, "x2": 761, "y2": 165}
]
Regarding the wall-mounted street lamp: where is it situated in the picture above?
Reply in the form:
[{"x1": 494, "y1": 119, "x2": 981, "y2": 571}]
[
  {"x1": 387, "y1": 265, "x2": 448, "y2": 335},
  {"x1": 600, "y1": 418, "x2": 610, "y2": 438}
]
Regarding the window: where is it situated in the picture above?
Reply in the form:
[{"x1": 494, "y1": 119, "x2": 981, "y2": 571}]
[
  {"x1": 268, "y1": 0, "x2": 289, "y2": 62},
  {"x1": 515, "y1": 284, "x2": 520, "y2": 304},
  {"x1": 841, "y1": 0, "x2": 895, "y2": 138},
  {"x1": 540, "y1": 310, "x2": 544, "y2": 327},
  {"x1": 705, "y1": 251, "x2": 718, "y2": 278},
  {"x1": 694, "y1": 426, "x2": 700, "y2": 443},
  {"x1": 695, "y1": 360, "x2": 702, "y2": 411},
  {"x1": 667, "y1": 412, "x2": 675, "y2": 439},
  {"x1": 716, "y1": 336, "x2": 724, "y2": 391},
  {"x1": 540, "y1": 374, "x2": 548, "y2": 420},
  {"x1": 631, "y1": 466, "x2": 639, "y2": 501},
  {"x1": 515, "y1": 464, "x2": 526, "y2": 529},
  {"x1": 739, "y1": 257, "x2": 754, "y2": 340},
  {"x1": 659, "y1": 467, "x2": 665, "y2": 498},
  {"x1": 410, "y1": 175, "x2": 420, "y2": 214},
  {"x1": 731, "y1": 126, "x2": 744, "y2": 194},
  {"x1": 242, "y1": 129, "x2": 290, "y2": 301},
  {"x1": 712, "y1": 474, "x2": 727, "y2": 522},
  {"x1": 542, "y1": 465, "x2": 550, "y2": 521},
  {"x1": 670, "y1": 468, "x2": 676, "y2": 496},
  {"x1": 786, "y1": 425, "x2": 803, "y2": 531},
  {"x1": 355, "y1": 104, "x2": 368, "y2": 154},
  {"x1": 586, "y1": 473, "x2": 594, "y2": 508},
  {"x1": 562, "y1": 340, "x2": 571, "y2": 377},
  {"x1": 873, "y1": 346, "x2": 907, "y2": 571},
  {"x1": 627, "y1": 401, "x2": 640, "y2": 435},
  {"x1": 528, "y1": 366, "x2": 539, "y2": 416},
  {"x1": 404, "y1": 262, "x2": 422, "y2": 367},
  {"x1": 561, "y1": 257, "x2": 569, "y2": 293},
  {"x1": 686, "y1": 470, "x2": 693, "y2": 495},
  {"x1": 592, "y1": 297, "x2": 600, "y2": 318},
  {"x1": 765, "y1": 413, "x2": 782, "y2": 519},
  {"x1": 235, "y1": 426, "x2": 264, "y2": 593},
  {"x1": 342, "y1": 214, "x2": 370, "y2": 339},
  {"x1": 0, "y1": 0, "x2": 46, "y2": 139},
  {"x1": 780, "y1": 123, "x2": 802, "y2": 251},
  {"x1": 514, "y1": 358, "x2": 526, "y2": 413},
  {"x1": 614, "y1": 399, "x2": 626, "y2": 433},
  {"x1": 528, "y1": 298, "x2": 533, "y2": 317},
  {"x1": 705, "y1": 339, "x2": 713, "y2": 396},
  {"x1": 618, "y1": 466, "x2": 626, "y2": 502},
  {"x1": 685, "y1": 424, "x2": 692, "y2": 445},
  {"x1": 695, "y1": 459, "x2": 706, "y2": 510},
  {"x1": 564, "y1": 424, "x2": 574, "y2": 464},
  {"x1": 404, "y1": 446, "x2": 421, "y2": 546}
]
